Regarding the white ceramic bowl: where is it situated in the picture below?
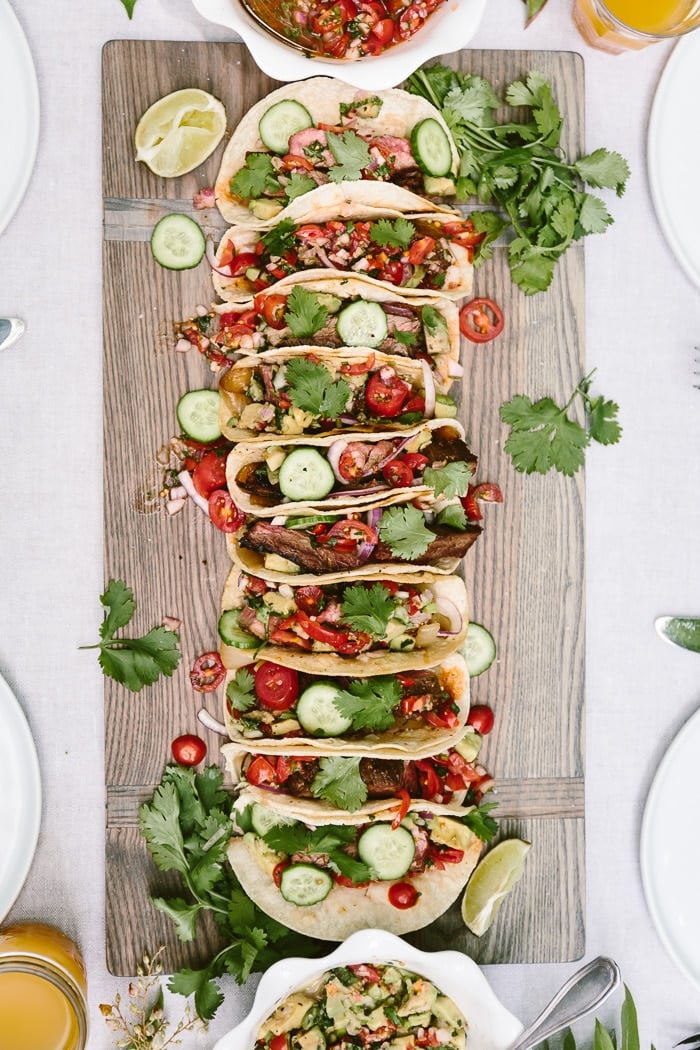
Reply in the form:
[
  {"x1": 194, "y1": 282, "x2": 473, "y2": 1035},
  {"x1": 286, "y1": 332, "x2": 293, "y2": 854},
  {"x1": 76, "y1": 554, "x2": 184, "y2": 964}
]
[
  {"x1": 212, "y1": 929, "x2": 522, "y2": 1050},
  {"x1": 191, "y1": 0, "x2": 487, "y2": 90}
]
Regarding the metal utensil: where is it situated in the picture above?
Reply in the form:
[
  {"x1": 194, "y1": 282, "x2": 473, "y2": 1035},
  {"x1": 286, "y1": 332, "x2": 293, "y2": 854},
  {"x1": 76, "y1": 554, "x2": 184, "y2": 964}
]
[
  {"x1": 0, "y1": 317, "x2": 25, "y2": 350},
  {"x1": 508, "y1": 957, "x2": 621, "y2": 1050},
  {"x1": 655, "y1": 616, "x2": 700, "y2": 653},
  {"x1": 236, "y1": 0, "x2": 312, "y2": 53}
]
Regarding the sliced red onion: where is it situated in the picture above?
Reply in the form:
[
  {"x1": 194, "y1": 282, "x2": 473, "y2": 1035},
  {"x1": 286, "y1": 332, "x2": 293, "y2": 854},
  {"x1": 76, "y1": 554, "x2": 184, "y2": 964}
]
[
  {"x1": 177, "y1": 470, "x2": 210, "y2": 516},
  {"x1": 197, "y1": 707, "x2": 228, "y2": 736},
  {"x1": 162, "y1": 615, "x2": 182, "y2": 631},
  {"x1": 205, "y1": 237, "x2": 234, "y2": 278},
  {"x1": 339, "y1": 415, "x2": 358, "y2": 425},
  {"x1": 315, "y1": 246, "x2": 336, "y2": 269},
  {"x1": 447, "y1": 359, "x2": 464, "y2": 378},
  {"x1": 375, "y1": 433, "x2": 414, "y2": 472},
  {"x1": 434, "y1": 596, "x2": 463, "y2": 634},
  {"x1": 420, "y1": 360, "x2": 436, "y2": 418},
  {"x1": 357, "y1": 541, "x2": 376, "y2": 562},
  {"x1": 327, "y1": 485, "x2": 388, "y2": 498},
  {"x1": 327, "y1": 439, "x2": 348, "y2": 484},
  {"x1": 366, "y1": 507, "x2": 382, "y2": 528},
  {"x1": 193, "y1": 187, "x2": 216, "y2": 210},
  {"x1": 382, "y1": 302, "x2": 416, "y2": 318}
]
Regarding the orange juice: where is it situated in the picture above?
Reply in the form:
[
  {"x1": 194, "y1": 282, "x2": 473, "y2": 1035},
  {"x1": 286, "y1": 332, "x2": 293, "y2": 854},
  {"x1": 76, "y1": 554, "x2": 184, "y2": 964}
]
[
  {"x1": 0, "y1": 924, "x2": 87, "y2": 1050},
  {"x1": 573, "y1": 0, "x2": 700, "y2": 51}
]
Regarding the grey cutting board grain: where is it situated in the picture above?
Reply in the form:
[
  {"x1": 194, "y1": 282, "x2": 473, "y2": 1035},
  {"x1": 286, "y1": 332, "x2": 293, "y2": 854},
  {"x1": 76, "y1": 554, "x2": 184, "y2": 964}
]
[{"x1": 102, "y1": 40, "x2": 585, "y2": 976}]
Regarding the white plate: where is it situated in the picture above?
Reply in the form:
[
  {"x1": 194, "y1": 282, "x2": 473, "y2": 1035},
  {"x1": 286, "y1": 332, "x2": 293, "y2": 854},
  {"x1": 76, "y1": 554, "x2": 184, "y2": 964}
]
[
  {"x1": 640, "y1": 705, "x2": 700, "y2": 991},
  {"x1": 648, "y1": 33, "x2": 700, "y2": 291},
  {"x1": 0, "y1": 0, "x2": 40, "y2": 238},
  {"x1": 213, "y1": 928, "x2": 523, "y2": 1050},
  {"x1": 192, "y1": 0, "x2": 486, "y2": 91},
  {"x1": 0, "y1": 671, "x2": 42, "y2": 921}
]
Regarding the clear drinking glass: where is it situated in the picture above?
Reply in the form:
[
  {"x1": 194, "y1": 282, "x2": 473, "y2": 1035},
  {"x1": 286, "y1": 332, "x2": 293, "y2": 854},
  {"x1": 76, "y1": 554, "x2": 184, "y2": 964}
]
[{"x1": 572, "y1": 0, "x2": 700, "y2": 53}]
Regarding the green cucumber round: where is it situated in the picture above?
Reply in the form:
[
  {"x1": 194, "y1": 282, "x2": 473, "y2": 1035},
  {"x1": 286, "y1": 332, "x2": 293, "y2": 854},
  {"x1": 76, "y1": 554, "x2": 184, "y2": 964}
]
[
  {"x1": 296, "y1": 683, "x2": 352, "y2": 737},
  {"x1": 410, "y1": 118, "x2": 453, "y2": 178},
  {"x1": 279, "y1": 863, "x2": 333, "y2": 906},
  {"x1": 150, "y1": 214, "x2": 205, "y2": 270},
  {"x1": 357, "y1": 823, "x2": 415, "y2": 880},
  {"x1": 250, "y1": 802, "x2": 296, "y2": 837},
  {"x1": 462, "y1": 622, "x2": 496, "y2": 677},
  {"x1": 258, "y1": 100, "x2": 313, "y2": 154},
  {"x1": 278, "y1": 448, "x2": 335, "y2": 502},
  {"x1": 218, "y1": 609, "x2": 258, "y2": 649},
  {"x1": 335, "y1": 301, "x2": 388, "y2": 348},
  {"x1": 176, "y1": 389, "x2": 222, "y2": 443}
]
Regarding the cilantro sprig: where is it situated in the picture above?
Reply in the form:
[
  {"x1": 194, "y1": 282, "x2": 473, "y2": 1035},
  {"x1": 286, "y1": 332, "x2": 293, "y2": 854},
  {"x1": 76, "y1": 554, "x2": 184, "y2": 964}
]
[
  {"x1": 462, "y1": 801, "x2": 499, "y2": 842},
  {"x1": 230, "y1": 153, "x2": 280, "y2": 200},
  {"x1": 226, "y1": 668, "x2": 255, "y2": 712},
  {"x1": 311, "y1": 757, "x2": 368, "y2": 812},
  {"x1": 81, "y1": 579, "x2": 181, "y2": 692},
  {"x1": 284, "y1": 285, "x2": 329, "y2": 339},
  {"x1": 373, "y1": 217, "x2": 416, "y2": 250},
  {"x1": 407, "y1": 66, "x2": 629, "y2": 294},
  {"x1": 326, "y1": 130, "x2": 371, "y2": 183},
  {"x1": 341, "y1": 583, "x2": 395, "y2": 637},
  {"x1": 261, "y1": 819, "x2": 373, "y2": 882},
  {"x1": 333, "y1": 675, "x2": 402, "y2": 731},
  {"x1": 139, "y1": 765, "x2": 322, "y2": 1021},
  {"x1": 500, "y1": 369, "x2": 621, "y2": 476},
  {"x1": 285, "y1": 357, "x2": 352, "y2": 418},
  {"x1": 378, "y1": 505, "x2": 434, "y2": 560},
  {"x1": 423, "y1": 461, "x2": 473, "y2": 500}
]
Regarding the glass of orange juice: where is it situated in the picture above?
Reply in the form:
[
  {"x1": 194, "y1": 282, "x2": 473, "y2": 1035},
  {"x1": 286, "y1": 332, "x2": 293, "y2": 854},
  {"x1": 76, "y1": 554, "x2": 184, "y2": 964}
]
[
  {"x1": 573, "y1": 0, "x2": 700, "y2": 52},
  {"x1": 0, "y1": 923, "x2": 88, "y2": 1050}
]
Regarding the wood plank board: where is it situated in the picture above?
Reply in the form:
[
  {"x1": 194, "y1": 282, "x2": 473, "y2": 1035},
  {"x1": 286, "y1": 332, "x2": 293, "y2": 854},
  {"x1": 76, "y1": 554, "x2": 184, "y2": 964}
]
[{"x1": 102, "y1": 39, "x2": 585, "y2": 976}]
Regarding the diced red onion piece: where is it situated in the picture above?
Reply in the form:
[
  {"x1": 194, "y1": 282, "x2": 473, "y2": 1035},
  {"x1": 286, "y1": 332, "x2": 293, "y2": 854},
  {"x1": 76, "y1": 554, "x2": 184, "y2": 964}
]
[
  {"x1": 327, "y1": 485, "x2": 388, "y2": 498},
  {"x1": 177, "y1": 470, "x2": 211, "y2": 516},
  {"x1": 162, "y1": 615, "x2": 182, "y2": 630},
  {"x1": 205, "y1": 237, "x2": 235, "y2": 278},
  {"x1": 366, "y1": 507, "x2": 382, "y2": 528},
  {"x1": 169, "y1": 485, "x2": 187, "y2": 501},
  {"x1": 339, "y1": 415, "x2": 358, "y2": 425},
  {"x1": 166, "y1": 498, "x2": 187, "y2": 515},
  {"x1": 420, "y1": 360, "x2": 436, "y2": 418},
  {"x1": 197, "y1": 708, "x2": 229, "y2": 736},
  {"x1": 357, "y1": 541, "x2": 376, "y2": 562},
  {"x1": 434, "y1": 596, "x2": 462, "y2": 634},
  {"x1": 327, "y1": 440, "x2": 348, "y2": 484},
  {"x1": 174, "y1": 337, "x2": 192, "y2": 353},
  {"x1": 315, "y1": 246, "x2": 336, "y2": 269},
  {"x1": 193, "y1": 187, "x2": 216, "y2": 210},
  {"x1": 447, "y1": 359, "x2": 464, "y2": 378}
]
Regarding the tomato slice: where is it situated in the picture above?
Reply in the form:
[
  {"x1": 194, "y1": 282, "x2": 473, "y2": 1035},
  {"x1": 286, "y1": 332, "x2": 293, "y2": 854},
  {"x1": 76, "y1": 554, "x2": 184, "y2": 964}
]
[
  {"x1": 229, "y1": 252, "x2": 259, "y2": 277},
  {"x1": 171, "y1": 733, "x2": 207, "y2": 766},
  {"x1": 327, "y1": 519, "x2": 378, "y2": 547},
  {"x1": 442, "y1": 220, "x2": 486, "y2": 247},
  {"x1": 190, "y1": 652, "x2": 226, "y2": 693},
  {"x1": 246, "y1": 754, "x2": 278, "y2": 785},
  {"x1": 208, "y1": 489, "x2": 246, "y2": 533},
  {"x1": 459, "y1": 297, "x2": 505, "y2": 343},
  {"x1": 407, "y1": 235, "x2": 436, "y2": 266},
  {"x1": 380, "y1": 259, "x2": 408, "y2": 286},
  {"x1": 270, "y1": 1032, "x2": 289, "y2": 1050},
  {"x1": 365, "y1": 370, "x2": 410, "y2": 417},
  {"x1": 293, "y1": 585, "x2": 325, "y2": 615},
  {"x1": 388, "y1": 881, "x2": 420, "y2": 909},
  {"x1": 260, "y1": 293, "x2": 288, "y2": 330},
  {"x1": 254, "y1": 662, "x2": 300, "y2": 711},
  {"x1": 414, "y1": 759, "x2": 442, "y2": 799},
  {"x1": 192, "y1": 451, "x2": 228, "y2": 499},
  {"x1": 461, "y1": 481, "x2": 504, "y2": 522},
  {"x1": 400, "y1": 452, "x2": 429, "y2": 473},
  {"x1": 382, "y1": 460, "x2": 413, "y2": 487},
  {"x1": 335, "y1": 630, "x2": 373, "y2": 655}
]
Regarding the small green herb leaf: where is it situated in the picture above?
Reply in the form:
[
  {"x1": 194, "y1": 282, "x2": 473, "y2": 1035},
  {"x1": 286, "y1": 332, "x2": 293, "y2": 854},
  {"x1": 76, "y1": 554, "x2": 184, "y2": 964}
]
[
  {"x1": 378, "y1": 504, "x2": 434, "y2": 560},
  {"x1": 334, "y1": 676, "x2": 401, "y2": 731},
  {"x1": 312, "y1": 757, "x2": 368, "y2": 812},
  {"x1": 373, "y1": 217, "x2": 416, "y2": 249},
  {"x1": 285, "y1": 357, "x2": 352, "y2": 418},
  {"x1": 424, "y1": 461, "x2": 472, "y2": 500},
  {"x1": 341, "y1": 583, "x2": 395, "y2": 637},
  {"x1": 284, "y1": 286, "x2": 328, "y2": 339},
  {"x1": 226, "y1": 668, "x2": 256, "y2": 712},
  {"x1": 326, "y1": 130, "x2": 371, "y2": 182}
]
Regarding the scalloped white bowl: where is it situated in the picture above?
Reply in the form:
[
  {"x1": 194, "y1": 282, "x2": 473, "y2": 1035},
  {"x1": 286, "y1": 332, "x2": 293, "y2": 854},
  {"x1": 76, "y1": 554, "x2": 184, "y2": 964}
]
[
  {"x1": 192, "y1": 0, "x2": 486, "y2": 90},
  {"x1": 212, "y1": 929, "x2": 523, "y2": 1050}
]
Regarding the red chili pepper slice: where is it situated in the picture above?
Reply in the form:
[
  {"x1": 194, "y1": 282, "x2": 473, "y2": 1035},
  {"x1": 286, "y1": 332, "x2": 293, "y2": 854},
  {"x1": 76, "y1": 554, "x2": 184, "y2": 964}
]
[
  {"x1": 459, "y1": 297, "x2": 505, "y2": 343},
  {"x1": 189, "y1": 652, "x2": 225, "y2": 693},
  {"x1": 340, "y1": 353, "x2": 376, "y2": 375},
  {"x1": 391, "y1": 788, "x2": 411, "y2": 829}
]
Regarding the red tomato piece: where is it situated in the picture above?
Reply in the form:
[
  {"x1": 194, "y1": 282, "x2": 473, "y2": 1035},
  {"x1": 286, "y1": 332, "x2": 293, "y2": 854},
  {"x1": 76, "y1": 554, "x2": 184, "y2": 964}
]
[
  {"x1": 192, "y1": 451, "x2": 228, "y2": 499},
  {"x1": 246, "y1": 754, "x2": 278, "y2": 785},
  {"x1": 260, "y1": 293, "x2": 288, "y2": 330},
  {"x1": 365, "y1": 370, "x2": 410, "y2": 417},
  {"x1": 442, "y1": 220, "x2": 486, "y2": 247},
  {"x1": 208, "y1": 489, "x2": 246, "y2": 533},
  {"x1": 327, "y1": 519, "x2": 378, "y2": 547},
  {"x1": 459, "y1": 297, "x2": 505, "y2": 343},
  {"x1": 401, "y1": 396, "x2": 425, "y2": 415},
  {"x1": 371, "y1": 16, "x2": 394, "y2": 43},
  {"x1": 407, "y1": 235, "x2": 436, "y2": 266},
  {"x1": 190, "y1": 652, "x2": 225, "y2": 693},
  {"x1": 254, "y1": 661, "x2": 300, "y2": 711},
  {"x1": 229, "y1": 252, "x2": 259, "y2": 277},
  {"x1": 414, "y1": 759, "x2": 442, "y2": 799},
  {"x1": 467, "y1": 703, "x2": 495, "y2": 735},
  {"x1": 293, "y1": 585, "x2": 326, "y2": 615},
  {"x1": 382, "y1": 460, "x2": 413, "y2": 487},
  {"x1": 380, "y1": 259, "x2": 408, "y2": 286},
  {"x1": 272, "y1": 864, "x2": 289, "y2": 891},
  {"x1": 171, "y1": 733, "x2": 207, "y2": 766},
  {"x1": 400, "y1": 452, "x2": 429, "y2": 472},
  {"x1": 388, "y1": 881, "x2": 420, "y2": 909},
  {"x1": 397, "y1": 0, "x2": 428, "y2": 38},
  {"x1": 391, "y1": 787, "x2": 411, "y2": 830},
  {"x1": 348, "y1": 964, "x2": 382, "y2": 983}
]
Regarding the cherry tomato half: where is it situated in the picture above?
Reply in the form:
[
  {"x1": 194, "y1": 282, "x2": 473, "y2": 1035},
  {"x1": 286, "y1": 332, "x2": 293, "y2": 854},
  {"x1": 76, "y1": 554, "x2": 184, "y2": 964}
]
[
  {"x1": 461, "y1": 481, "x2": 504, "y2": 522},
  {"x1": 171, "y1": 733, "x2": 207, "y2": 766},
  {"x1": 190, "y1": 652, "x2": 226, "y2": 693},
  {"x1": 254, "y1": 661, "x2": 300, "y2": 711},
  {"x1": 327, "y1": 519, "x2": 378, "y2": 548},
  {"x1": 229, "y1": 252, "x2": 259, "y2": 277},
  {"x1": 260, "y1": 293, "x2": 288, "y2": 330},
  {"x1": 370, "y1": 16, "x2": 395, "y2": 44},
  {"x1": 365, "y1": 370, "x2": 410, "y2": 417},
  {"x1": 467, "y1": 704, "x2": 495, "y2": 735},
  {"x1": 388, "y1": 881, "x2": 420, "y2": 909},
  {"x1": 400, "y1": 452, "x2": 429, "y2": 473},
  {"x1": 192, "y1": 451, "x2": 228, "y2": 499},
  {"x1": 208, "y1": 489, "x2": 246, "y2": 533},
  {"x1": 245, "y1": 754, "x2": 278, "y2": 785},
  {"x1": 407, "y1": 235, "x2": 436, "y2": 266},
  {"x1": 382, "y1": 460, "x2": 413, "y2": 487},
  {"x1": 293, "y1": 585, "x2": 325, "y2": 615},
  {"x1": 459, "y1": 297, "x2": 505, "y2": 343},
  {"x1": 270, "y1": 1034, "x2": 290, "y2": 1050}
]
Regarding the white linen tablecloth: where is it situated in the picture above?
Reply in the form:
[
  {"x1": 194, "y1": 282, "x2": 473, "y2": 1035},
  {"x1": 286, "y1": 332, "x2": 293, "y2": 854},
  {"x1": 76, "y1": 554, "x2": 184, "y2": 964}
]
[{"x1": 1, "y1": 0, "x2": 699, "y2": 1044}]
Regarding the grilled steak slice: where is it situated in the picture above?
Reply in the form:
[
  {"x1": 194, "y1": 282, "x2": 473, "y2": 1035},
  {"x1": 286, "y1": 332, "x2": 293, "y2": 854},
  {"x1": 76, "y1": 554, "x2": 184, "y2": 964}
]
[
  {"x1": 373, "y1": 524, "x2": 481, "y2": 564},
  {"x1": 359, "y1": 758, "x2": 405, "y2": 796},
  {"x1": 241, "y1": 522, "x2": 366, "y2": 572}
]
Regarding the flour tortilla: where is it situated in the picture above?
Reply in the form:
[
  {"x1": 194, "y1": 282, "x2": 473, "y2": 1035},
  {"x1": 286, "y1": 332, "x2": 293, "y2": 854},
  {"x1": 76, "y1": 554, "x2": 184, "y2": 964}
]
[
  {"x1": 215, "y1": 77, "x2": 459, "y2": 227},
  {"x1": 218, "y1": 567, "x2": 469, "y2": 674},
  {"x1": 220, "y1": 650, "x2": 470, "y2": 759},
  {"x1": 226, "y1": 791, "x2": 482, "y2": 938}
]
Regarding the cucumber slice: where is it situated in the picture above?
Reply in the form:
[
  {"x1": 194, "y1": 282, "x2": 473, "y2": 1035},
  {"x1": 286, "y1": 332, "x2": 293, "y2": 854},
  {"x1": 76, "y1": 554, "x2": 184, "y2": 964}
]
[
  {"x1": 258, "y1": 100, "x2": 313, "y2": 154},
  {"x1": 286, "y1": 513, "x2": 341, "y2": 529},
  {"x1": 278, "y1": 448, "x2": 335, "y2": 502},
  {"x1": 250, "y1": 802, "x2": 297, "y2": 837},
  {"x1": 176, "y1": 389, "x2": 223, "y2": 443},
  {"x1": 218, "y1": 609, "x2": 258, "y2": 648},
  {"x1": 335, "y1": 301, "x2": 388, "y2": 348},
  {"x1": 357, "y1": 823, "x2": 415, "y2": 881},
  {"x1": 463, "y1": 622, "x2": 496, "y2": 677},
  {"x1": 410, "y1": 118, "x2": 453, "y2": 178},
  {"x1": 150, "y1": 214, "x2": 205, "y2": 270},
  {"x1": 296, "y1": 683, "x2": 352, "y2": 737},
  {"x1": 279, "y1": 863, "x2": 333, "y2": 906}
]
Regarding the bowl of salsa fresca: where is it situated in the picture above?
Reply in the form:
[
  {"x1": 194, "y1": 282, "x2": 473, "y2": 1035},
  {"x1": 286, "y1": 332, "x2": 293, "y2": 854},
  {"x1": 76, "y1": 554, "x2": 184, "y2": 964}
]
[
  {"x1": 210, "y1": 928, "x2": 523, "y2": 1050},
  {"x1": 192, "y1": 0, "x2": 487, "y2": 89}
]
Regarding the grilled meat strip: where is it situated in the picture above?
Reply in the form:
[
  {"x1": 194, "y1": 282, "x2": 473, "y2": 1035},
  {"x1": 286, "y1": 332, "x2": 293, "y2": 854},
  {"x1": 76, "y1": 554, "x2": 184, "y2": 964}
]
[{"x1": 274, "y1": 757, "x2": 415, "y2": 799}]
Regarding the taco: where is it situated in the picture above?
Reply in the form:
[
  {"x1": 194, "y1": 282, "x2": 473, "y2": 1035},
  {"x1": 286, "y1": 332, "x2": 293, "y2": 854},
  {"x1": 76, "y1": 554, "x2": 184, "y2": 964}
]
[
  {"x1": 218, "y1": 569, "x2": 469, "y2": 673},
  {"x1": 225, "y1": 419, "x2": 476, "y2": 518},
  {"x1": 211, "y1": 203, "x2": 477, "y2": 303},
  {"x1": 218, "y1": 348, "x2": 456, "y2": 442},
  {"x1": 179, "y1": 275, "x2": 462, "y2": 385},
  {"x1": 215, "y1": 79, "x2": 460, "y2": 228},
  {"x1": 220, "y1": 652, "x2": 471, "y2": 758},
  {"x1": 227, "y1": 790, "x2": 483, "y2": 938}
]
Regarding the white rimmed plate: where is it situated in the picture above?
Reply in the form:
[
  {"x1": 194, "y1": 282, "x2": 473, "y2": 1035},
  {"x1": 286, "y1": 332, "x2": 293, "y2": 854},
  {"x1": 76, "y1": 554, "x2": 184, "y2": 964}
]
[
  {"x1": 648, "y1": 33, "x2": 700, "y2": 291},
  {"x1": 0, "y1": 670, "x2": 42, "y2": 920},
  {"x1": 641, "y1": 705, "x2": 700, "y2": 991},
  {"x1": 212, "y1": 928, "x2": 523, "y2": 1050},
  {"x1": 191, "y1": 0, "x2": 486, "y2": 91},
  {"x1": 0, "y1": 0, "x2": 40, "y2": 238}
]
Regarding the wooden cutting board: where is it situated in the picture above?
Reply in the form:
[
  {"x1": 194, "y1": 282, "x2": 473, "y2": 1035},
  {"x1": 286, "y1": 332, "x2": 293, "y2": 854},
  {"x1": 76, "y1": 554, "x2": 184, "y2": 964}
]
[{"x1": 102, "y1": 39, "x2": 585, "y2": 976}]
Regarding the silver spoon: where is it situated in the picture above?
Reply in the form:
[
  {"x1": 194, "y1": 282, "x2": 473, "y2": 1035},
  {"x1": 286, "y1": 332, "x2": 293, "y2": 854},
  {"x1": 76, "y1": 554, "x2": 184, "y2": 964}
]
[
  {"x1": 508, "y1": 957, "x2": 621, "y2": 1050},
  {"x1": 0, "y1": 317, "x2": 25, "y2": 351}
]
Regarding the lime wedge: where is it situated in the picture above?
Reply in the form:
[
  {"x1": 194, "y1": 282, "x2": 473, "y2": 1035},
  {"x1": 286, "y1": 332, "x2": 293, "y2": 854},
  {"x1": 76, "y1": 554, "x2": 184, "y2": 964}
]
[
  {"x1": 461, "y1": 838, "x2": 531, "y2": 936},
  {"x1": 655, "y1": 616, "x2": 700, "y2": 654},
  {"x1": 135, "y1": 88, "x2": 226, "y2": 177}
]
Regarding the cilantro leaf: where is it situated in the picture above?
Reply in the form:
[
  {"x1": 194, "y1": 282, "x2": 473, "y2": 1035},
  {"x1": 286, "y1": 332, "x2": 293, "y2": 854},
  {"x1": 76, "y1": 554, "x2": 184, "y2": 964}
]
[
  {"x1": 341, "y1": 583, "x2": 395, "y2": 637},
  {"x1": 378, "y1": 504, "x2": 434, "y2": 560},
  {"x1": 99, "y1": 579, "x2": 136, "y2": 639},
  {"x1": 312, "y1": 757, "x2": 368, "y2": 812},
  {"x1": 230, "y1": 153, "x2": 279, "y2": 200},
  {"x1": 152, "y1": 896, "x2": 202, "y2": 941},
  {"x1": 226, "y1": 668, "x2": 256, "y2": 712},
  {"x1": 139, "y1": 781, "x2": 188, "y2": 874},
  {"x1": 436, "y1": 503, "x2": 468, "y2": 530},
  {"x1": 261, "y1": 219, "x2": 297, "y2": 258},
  {"x1": 284, "y1": 285, "x2": 328, "y2": 339},
  {"x1": 423, "y1": 461, "x2": 472, "y2": 500},
  {"x1": 372, "y1": 217, "x2": 416, "y2": 250},
  {"x1": 574, "y1": 148, "x2": 630, "y2": 196},
  {"x1": 466, "y1": 210, "x2": 508, "y2": 266},
  {"x1": 461, "y1": 801, "x2": 499, "y2": 842},
  {"x1": 119, "y1": 0, "x2": 138, "y2": 16},
  {"x1": 261, "y1": 821, "x2": 372, "y2": 883},
  {"x1": 421, "y1": 304, "x2": 448, "y2": 335},
  {"x1": 285, "y1": 171, "x2": 317, "y2": 202},
  {"x1": 334, "y1": 676, "x2": 401, "y2": 731},
  {"x1": 326, "y1": 130, "x2": 371, "y2": 183},
  {"x1": 577, "y1": 193, "x2": 614, "y2": 235},
  {"x1": 285, "y1": 356, "x2": 351, "y2": 418},
  {"x1": 587, "y1": 396, "x2": 622, "y2": 445},
  {"x1": 168, "y1": 967, "x2": 225, "y2": 1022}
]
